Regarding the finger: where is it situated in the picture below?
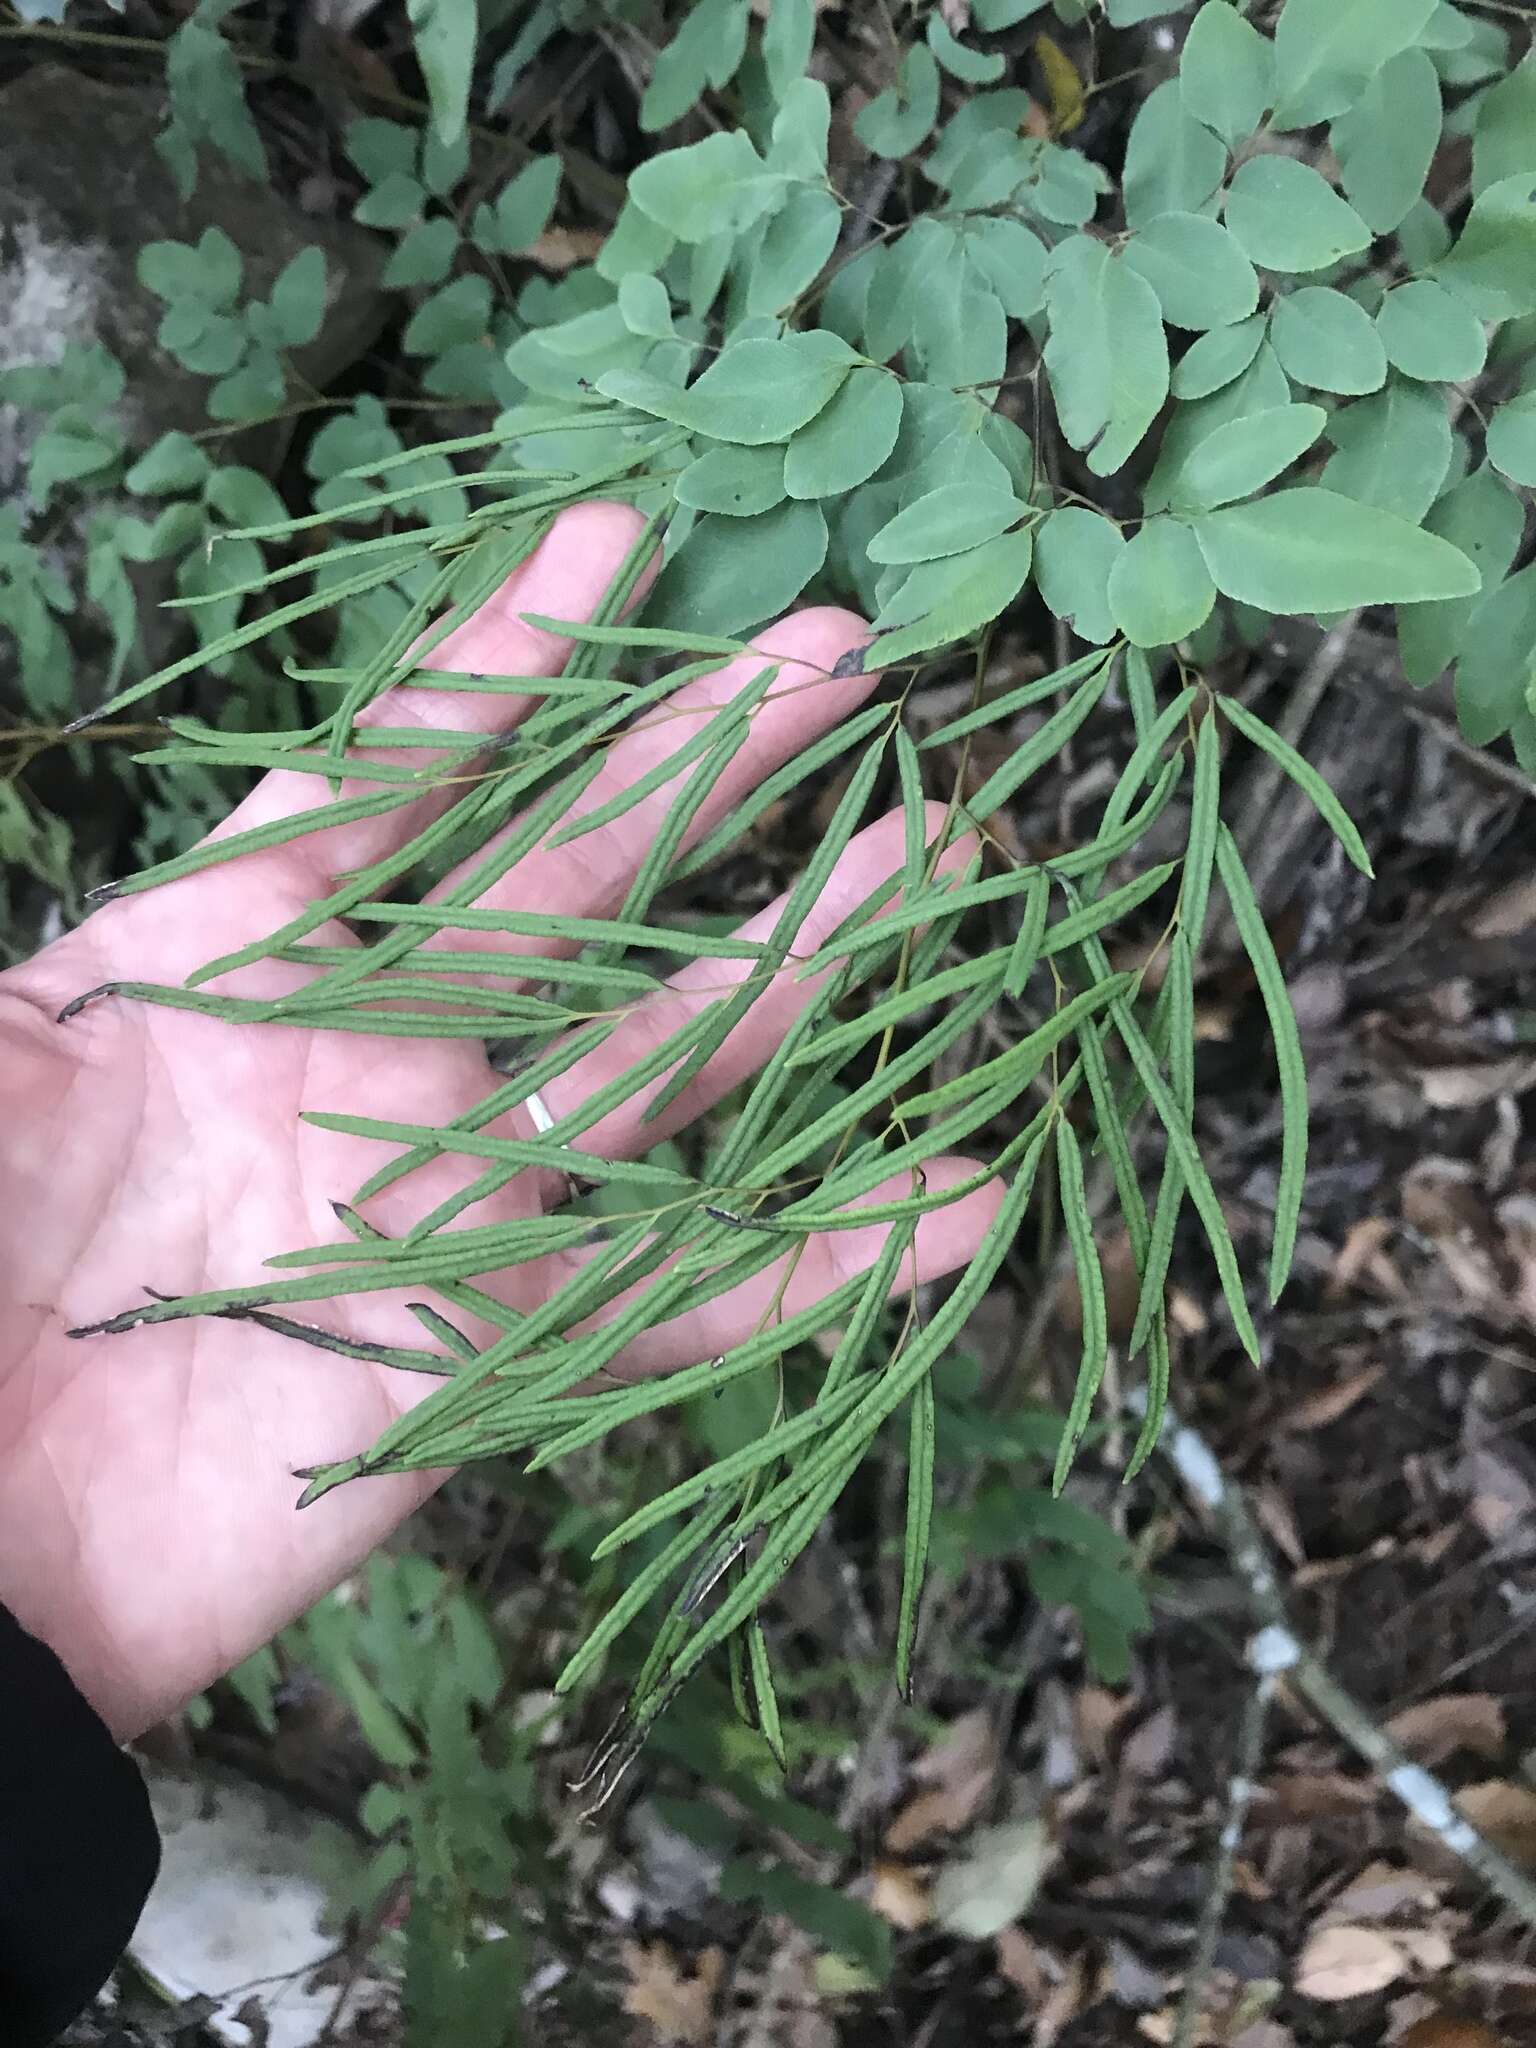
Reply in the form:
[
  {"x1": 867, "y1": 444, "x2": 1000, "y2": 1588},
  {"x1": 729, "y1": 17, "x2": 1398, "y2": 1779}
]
[
  {"x1": 209, "y1": 501, "x2": 653, "y2": 892},
  {"x1": 420, "y1": 605, "x2": 879, "y2": 962},
  {"x1": 526, "y1": 803, "x2": 972, "y2": 1159},
  {"x1": 576, "y1": 1157, "x2": 1004, "y2": 1381}
]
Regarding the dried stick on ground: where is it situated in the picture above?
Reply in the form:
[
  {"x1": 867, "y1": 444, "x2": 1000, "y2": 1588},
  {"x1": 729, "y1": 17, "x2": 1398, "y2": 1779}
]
[
  {"x1": 1138, "y1": 1395, "x2": 1536, "y2": 1930},
  {"x1": 1172, "y1": 1654, "x2": 1273, "y2": 2048}
]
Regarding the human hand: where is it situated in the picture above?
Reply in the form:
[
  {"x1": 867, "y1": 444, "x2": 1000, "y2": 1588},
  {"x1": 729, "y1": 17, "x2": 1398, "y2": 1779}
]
[{"x1": 0, "y1": 502, "x2": 1000, "y2": 1738}]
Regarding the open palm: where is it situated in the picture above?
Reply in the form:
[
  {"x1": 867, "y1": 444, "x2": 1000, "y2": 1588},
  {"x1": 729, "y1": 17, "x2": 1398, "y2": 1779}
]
[{"x1": 0, "y1": 504, "x2": 998, "y2": 1739}]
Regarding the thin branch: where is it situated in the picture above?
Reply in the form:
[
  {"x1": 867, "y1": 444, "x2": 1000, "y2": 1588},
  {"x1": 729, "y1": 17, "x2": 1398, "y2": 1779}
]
[
  {"x1": 1172, "y1": 1655, "x2": 1273, "y2": 2048},
  {"x1": 1142, "y1": 1395, "x2": 1536, "y2": 1929}
]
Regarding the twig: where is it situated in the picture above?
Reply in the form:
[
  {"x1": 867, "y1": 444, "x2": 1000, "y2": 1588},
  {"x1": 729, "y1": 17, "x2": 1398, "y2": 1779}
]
[
  {"x1": 1142, "y1": 1396, "x2": 1536, "y2": 1928},
  {"x1": 1172, "y1": 1654, "x2": 1273, "y2": 2048}
]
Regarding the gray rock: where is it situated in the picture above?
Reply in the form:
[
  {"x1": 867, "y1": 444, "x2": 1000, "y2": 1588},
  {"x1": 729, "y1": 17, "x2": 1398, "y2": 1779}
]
[
  {"x1": 0, "y1": 65, "x2": 388, "y2": 937},
  {"x1": 0, "y1": 64, "x2": 386, "y2": 469}
]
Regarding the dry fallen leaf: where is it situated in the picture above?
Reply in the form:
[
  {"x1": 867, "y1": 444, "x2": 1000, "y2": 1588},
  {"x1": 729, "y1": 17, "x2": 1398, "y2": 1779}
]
[
  {"x1": 933, "y1": 1819, "x2": 1053, "y2": 1940},
  {"x1": 525, "y1": 225, "x2": 607, "y2": 272},
  {"x1": 1327, "y1": 1217, "x2": 1403, "y2": 1300},
  {"x1": 1396, "y1": 2018, "x2": 1509, "y2": 2048},
  {"x1": 1324, "y1": 1860, "x2": 1441, "y2": 1926},
  {"x1": 994, "y1": 1923, "x2": 1048, "y2": 2000},
  {"x1": 1278, "y1": 1361, "x2": 1386, "y2": 1433},
  {"x1": 1391, "y1": 1927, "x2": 1455, "y2": 1974},
  {"x1": 1295, "y1": 1923, "x2": 1407, "y2": 2001},
  {"x1": 1451, "y1": 1781, "x2": 1536, "y2": 1868},
  {"x1": 1384, "y1": 1694, "x2": 1506, "y2": 1769},
  {"x1": 1034, "y1": 1950, "x2": 1089, "y2": 2048},
  {"x1": 1470, "y1": 875, "x2": 1536, "y2": 938},
  {"x1": 620, "y1": 1940, "x2": 724, "y2": 2045},
  {"x1": 886, "y1": 1708, "x2": 998, "y2": 1852},
  {"x1": 1121, "y1": 1705, "x2": 1178, "y2": 1780},
  {"x1": 1420, "y1": 1058, "x2": 1536, "y2": 1110},
  {"x1": 1263, "y1": 1771, "x2": 1378, "y2": 1820},
  {"x1": 869, "y1": 1859, "x2": 931, "y2": 1932}
]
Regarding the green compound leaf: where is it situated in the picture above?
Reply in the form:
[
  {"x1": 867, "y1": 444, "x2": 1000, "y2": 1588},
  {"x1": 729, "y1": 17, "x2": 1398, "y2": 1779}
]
[
  {"x1": 1034, "y1": 508, "x2": 1126, "y2": 647},
  {"x1": 746, "y1": 1620, "x2": 786, "y2": 1768},
  {"x1": 344, "y1": 116, "x2": 415, "y2": 186},
  {"x1": 928, "y1": 13, "x2": 1005, "y2": 82},
  {"x1": 1053, "y1": 1116, "x2": 1108, "y2": 1495},
  {"x1": 909, "y1": 265, "x2": 1007, "y2": 388},
  {"x1": 617, "y1": 272, "x2": 674, "y2": 340},
  {"x1": 485, "y1": 155, "x2": 561, "y2": 252},
  {"x1": 1487, "y1": 394, "x2": 1536, "y2": 488},
  {"x1": 1321, "y1": 378, "x2": 1452, "y2": 524},
  {"x1": 1472, "y1": 50, "x2": 1536, "y2": 194},
  {"x1": 1270, "y1": 0, "x2": 1436, "y2": 130},
  {"x1": 1169, "y1": 313, "x2": 1267, "y2": 401},
  {"x1": 855, "y1": 41, "x2": 941, "y2": 158},
  {"x1": 354, "y1": 169, "x2": 424, "y2": 230},
  {"x1": 1108, "y1": 986, "x2": 1260, "y2": 1365},
  {"x1": 963, "y1": 218, "x2": 1049, "y2": 320},
  {"x1": 896, "y1": 1371, "x2": 936, "y2": 1698},
  {"x1": 1432, "y1": 173, "x2": 1536, "y2": 320},
  {"x1": 1269, "y1": 287, "x2": 1388, "y2": 396},
  {"x1": 407, "y1": 0, "x2": 477, "y2": 145},
  {"x1": 126, "y1": 430, "x2": 211, "y2": 496},
  {"x1": 1168, "y1": 403, "x2": 1328, "y2": 514},
  {"x1": 1121, "y1": 213, "x2": 1260, "y2": 333},
  {"x1": 865, "y1": 528, "x2": 1034, "y2": 666},
  {"x1": 1122, "y1": 79, "x2": 1227, "y2": 229},
  {"x1": 401, "y1": 275, "x2": 491, "y2": 355},
  {"x1": 1215, "y1": 825, "x2": 1307, "y2": 1302},
  {"x1": 267, "y1": 246, "x2": 327, "y2": 349},
  {"x1": 764, "y1": 0, "x2": 815, "y2": 96},
  {"x1": 1179, "y1": 1, "x2": 1273, "y2": 147},
  {"x1": 1330, "y1": 48, "x2": 1442, "y2": 235},
  {"x1": 159, "y1": 0, "x2": 269, "y2": 197},
  {"x1": 601, "y1": 337, "x2": 849, "y2": 446},
  {"x1": 868, "y1": 484, "x2": 1028, "y2": 566},
  {"x1": 385, "y1": 217, "x2": 458, "y2": 288},
  {"x1": 1223, "y1": 157, "x2": 1371, "y2": 274},
  {"x1": 1107, "y1": 518, "x2": 1216, "y2": 648},
  {"x1": 1192, "y1": 488, "x2": 1480, "y2": 612},
  {"x1": 1397, "y1": 465, "x2": 1526, "y2": 687},
  {"x1": 749, "y1": 187, "x2": 841, "y2": 314},
  {"x1": 1375, "y1": 280, "x2": 1489, "y2": 384},
  {"x1": 1455, "y1": 563, "x2": 1536, "y2": 744},
  {"x1": 676, "y1": 443, "x2": 786, "y2": 516},
  {"x1": 1216, "y1": 693, "x2": 1373, "y2": 877},
  {"x1": 629, "y1": 130, "x2": 784, "y2": 242},
  {"x1": 1180, "y1": 702, "x2": 1222, "y2": 958},
  {"x1": 648, "y1": 499, "x2": 829, "y2": 636},
  {"x1": 1043, "y1": 237, "x2": 1169, "y2": 477},
  {"x1": 640, "y1": 0, "x2": 749, "y2": 131},
  {"x1": 783, "y1": 371, "x2": 903, "y2": 498}
]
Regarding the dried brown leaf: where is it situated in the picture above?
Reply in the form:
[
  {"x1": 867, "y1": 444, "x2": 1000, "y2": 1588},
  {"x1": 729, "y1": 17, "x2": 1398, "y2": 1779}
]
[
  {"x1": 1325, "y1": 1859, "x2": 1441, "y2": 1925},
  {"x1": 1397, "y1": 2016, "x2": 1509, "y2": 2048},
  {"x1": 1278, "y1": 1362, "x2": 1386, "y2": 1433},
  {"x1": 1452, "y1": 1781, "x2": 1536, "y2": 1869},
  {"x1": 869, "y1": 1860, "x2": 931, "y2": 1932},
  {"x1": 1383, "y1": 1694, "x2": 1506, "y2": 1769},
  {"x1": 1295, "y1": 1924, "x2": 1407, "y2": 2001},
  {"x1": 620, "y1": 1940, "x2": 724, "y2": 2045},
  {"x1": 887, "y1": 1708, "x2": 998, "y2": 1852}
]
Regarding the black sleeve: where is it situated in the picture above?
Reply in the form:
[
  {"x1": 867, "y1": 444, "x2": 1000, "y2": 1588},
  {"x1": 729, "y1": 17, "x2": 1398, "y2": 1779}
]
[{"x1": 0, "y1": 1603, "x2": 161, "y2": 2046}]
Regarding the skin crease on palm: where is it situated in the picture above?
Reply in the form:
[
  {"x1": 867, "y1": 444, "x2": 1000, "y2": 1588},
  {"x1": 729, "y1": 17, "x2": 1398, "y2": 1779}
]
[{"x1": 0, "y1": 500, "x2": 1003, "y2": 1742}]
